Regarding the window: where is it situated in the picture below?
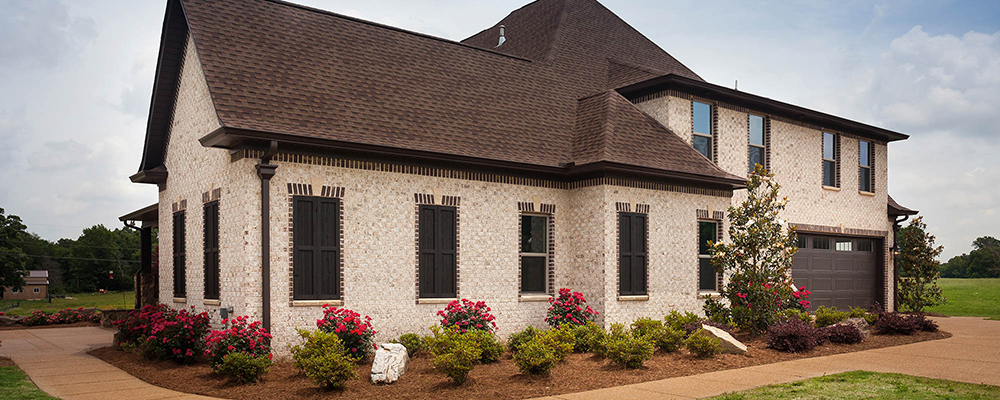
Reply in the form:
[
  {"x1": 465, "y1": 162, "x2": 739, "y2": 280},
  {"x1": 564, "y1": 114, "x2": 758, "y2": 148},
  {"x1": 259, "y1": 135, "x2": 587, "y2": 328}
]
[
  {"x1": 858, "y1": 240, "x2": 874, "y2": 252},
  {"x1": 693, "y1": 101, "x2": 713, "y2": 160},
  {"x1": 520, "y1": 214, "x2": 548, "y2": 293},
  {"x1": 699, "y1": 221, "x2": 719, "y2": 291},
  {"x1": 292, "y1": 196, "x2": 341, "y2": 300},
  {"x1": 33, "y1": 287, "x2": 39, "y2": 293},
  {"x1": 11, "y1": 289, "x2": 18, "y2": 294},
  {"x1": 618, "y1": 213, "x2": 647, "y2": 296},
  {"x1": 859, "y1": 140, "x2": 873, "y2": 192},
  {"x1": 172, "y1": 211, "x2": 186, "y2": 298},
  {"x1": 813, "y1": 237, "x2": 831, "y2": 250},
  {"x1": 203, "y1": 201, "x2": 220, "y2": 300},
  {"x1": 835, "y1": 240, "x2": 853, "y2": 252},
  {"x1": 797, "y1": 236, "x2": 807, "y2": 248},
  {"x1": 749, "y1": 114, "x2": 766, "y2": 173},
  {"x1": 823, "y1": 132, "x2": 839, "y2": 187},
  {"x1": 418, "y1": 205, "x2": 457, "y2": 298}
]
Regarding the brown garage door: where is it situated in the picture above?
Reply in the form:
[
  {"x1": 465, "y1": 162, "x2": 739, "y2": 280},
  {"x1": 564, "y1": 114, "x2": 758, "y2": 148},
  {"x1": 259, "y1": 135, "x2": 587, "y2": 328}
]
[{"x1": 792, "y1": 235, "x2": 882, "y2": 310}]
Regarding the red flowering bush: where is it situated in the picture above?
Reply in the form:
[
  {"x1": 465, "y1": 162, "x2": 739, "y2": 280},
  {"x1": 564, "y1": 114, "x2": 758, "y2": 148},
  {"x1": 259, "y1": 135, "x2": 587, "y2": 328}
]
[
  {"x1": 789, "y1": 286, "x2": 812, "y2": 311},
  {"x1": 204, "y1": 316, "x2": 273, "y2": 369},
  {"x1": 545, "y1": 288, "x2": 597, "y2": 328},
  {"x1": 19, "y1": 307, "x2": 100, "y2": 326},
  {"x1": 113, "y1": 304, "x2": 210, "y2": 363},
  {"x1": 317, "y1": 305, "x2": 375, "y2": 358},
  {"x1": 437, "y1": 299, "x2": 497, "y2": 333},
  {"x1": 21, "y1": 310, "x2": 51, "y2": 326}
]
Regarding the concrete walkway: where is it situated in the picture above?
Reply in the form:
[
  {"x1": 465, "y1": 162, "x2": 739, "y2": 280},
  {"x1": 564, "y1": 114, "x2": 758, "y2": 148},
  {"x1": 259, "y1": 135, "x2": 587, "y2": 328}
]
[
  {"x1": 537, "y1": 316, "x2": 1000, "y2": 399},
  {"x1": 0, "y1": 326, "x2": 212, "y2": 400}
]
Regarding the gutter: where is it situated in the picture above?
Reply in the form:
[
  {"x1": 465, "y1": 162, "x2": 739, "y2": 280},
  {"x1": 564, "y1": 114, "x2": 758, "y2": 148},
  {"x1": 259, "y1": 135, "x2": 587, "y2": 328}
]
[{"x1": 256, "y1": 140, "x2": 279, "y2": 333}]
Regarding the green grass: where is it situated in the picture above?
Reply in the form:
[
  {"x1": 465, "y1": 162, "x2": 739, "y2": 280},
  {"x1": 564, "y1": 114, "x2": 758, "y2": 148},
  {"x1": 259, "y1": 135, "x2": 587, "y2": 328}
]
[
  {"x1": 0, "y1": 366, "x2": 58, "y2": 399},
  {"x1": 925, "y1": 278, "x2": 1000, "y2": 320},
  {"x1": 710, "y1": 371, "x2": 1000, "y2": 400},
  {"x1": 0, "y1": 292, "x2": 133, "y2": 316}
]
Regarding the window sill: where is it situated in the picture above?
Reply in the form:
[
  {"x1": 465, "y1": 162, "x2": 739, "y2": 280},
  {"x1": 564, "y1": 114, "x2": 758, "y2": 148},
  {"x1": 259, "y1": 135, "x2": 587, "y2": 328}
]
[
  {"x1": 859, "y1": 191, "x2": 875, "y2": 197},
  {"x1": 292, "y1": 300, "x2": 342, "y2": 307},
  {"x1": 698, "y1": 291, "x2": 722, "y2": 298},
  {"x1": 417, "y1": 298, "x2": 457, "y2": 305},
  {"x1": 203, "y1": 299, "x2": 220, "y2": 306},
  {"x1": 172, "y1": 297, "x2": 186, "y2": 304},
  {"x1": 618, "y1": 295, "x2": 649, "y2": 302},
  {"x1": 822, "y1": 186, "x2": 841, "y2": 192},
  {"x1": 519, "y1": 294, "x2": 552, "y2": 302}
]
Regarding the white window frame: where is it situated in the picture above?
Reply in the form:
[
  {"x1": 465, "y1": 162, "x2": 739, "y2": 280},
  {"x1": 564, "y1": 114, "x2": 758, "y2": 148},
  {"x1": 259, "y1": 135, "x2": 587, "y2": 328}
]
[
  {"x1": 859, "y1": 140, "x2": 873, "y2": 193},
  {"x1": 692, "y1": 101, "x2": 713, "y2": 161},
  {"x1": 33, "y1": 287, "x2": 40, "y2": 293},
  {"x1": 748, "y1": 114, "x2": 766, "y2": 173}
]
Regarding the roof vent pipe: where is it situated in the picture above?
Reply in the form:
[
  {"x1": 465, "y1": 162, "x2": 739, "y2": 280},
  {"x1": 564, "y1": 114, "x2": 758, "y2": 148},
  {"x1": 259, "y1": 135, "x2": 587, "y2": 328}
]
[{"x1": 495, "y1": 25, "x2": 506, "y2": 48}]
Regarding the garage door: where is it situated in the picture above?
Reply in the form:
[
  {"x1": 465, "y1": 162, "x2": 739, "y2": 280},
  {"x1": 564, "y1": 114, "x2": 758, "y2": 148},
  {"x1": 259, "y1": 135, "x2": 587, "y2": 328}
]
[{"x1": 792, "y1": 235, "x2": 881, "y2": 310}]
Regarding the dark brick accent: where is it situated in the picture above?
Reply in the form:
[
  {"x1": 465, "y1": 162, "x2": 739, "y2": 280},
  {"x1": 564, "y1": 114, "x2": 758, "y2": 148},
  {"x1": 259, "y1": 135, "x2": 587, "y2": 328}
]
[
  {"x1": 790, "y1": 222, "x2": 887, "y2": 238},
  {"x1": 615, "y1": 202, "x2": 631, "y2": 212},
  {"x1": 518, "y1": 202, "x2": 535, "y2": 212},
  {"x1": 414, "y1": 193, "x2": 434, "y2": 205}
]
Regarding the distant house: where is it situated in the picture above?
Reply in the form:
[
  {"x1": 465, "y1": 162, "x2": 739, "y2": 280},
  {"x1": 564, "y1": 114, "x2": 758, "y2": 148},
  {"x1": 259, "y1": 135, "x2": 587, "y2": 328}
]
[
  {"x1": 2, "y1": 270, "x2": 49, "y2": 300},
  {"x1": 121, "y1": 0, "x2": 917, "y2": 352}
]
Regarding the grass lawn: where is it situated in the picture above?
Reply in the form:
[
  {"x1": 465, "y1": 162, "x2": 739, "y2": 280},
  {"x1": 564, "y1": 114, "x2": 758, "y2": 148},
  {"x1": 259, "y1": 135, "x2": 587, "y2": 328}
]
[
  {"x1": 925, "y1": 278, "x2": 1000, "y2": 320},
  {"x1": 710, "y1": 371, "x2": 1000, "y2": 399},
  {"x1": 0, "y1": 292, "x2": 134, "y2": 316},
  {"x1": 0, "y1": 366, "x2": 58, "y2": 400}
]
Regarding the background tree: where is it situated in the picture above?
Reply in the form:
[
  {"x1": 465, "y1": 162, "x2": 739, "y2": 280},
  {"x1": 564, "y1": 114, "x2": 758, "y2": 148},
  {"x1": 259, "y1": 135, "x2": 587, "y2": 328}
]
[
  {"x1": 709, "y1": 165, "x2": 799, "y2": 334},
  {"x1": 941, "y1": 236, "x2": 1000, "y2": 278},
  {"x1": 0, "y1": 208, "x2": 29, "y2": 297},
  {"x1": 896, "y1": 217, "x2": 946, "y2": 312}
]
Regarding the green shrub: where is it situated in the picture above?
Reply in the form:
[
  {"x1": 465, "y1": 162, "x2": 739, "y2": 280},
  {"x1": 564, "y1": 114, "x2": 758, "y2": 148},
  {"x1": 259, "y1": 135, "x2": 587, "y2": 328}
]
[
  {"x1": 777, "y1": 308, "x2": 813, "y2": 324},
  {"x1": 464, "y1": 329, "x2": 504, "y2": 363},
  {"x1": 664, "y1": 311, "x2": 701, "y2": 332},
  {"x1": 428, "y1": 327, "x2": 482, "y2": 385},
  {"x1": 506, "y1": 326, "x2": 539, "y2": 355},
  {"x1": 814, "y1": 306, "x2": 851, "y2": 327},
  {"x1": 572, "y1": 322, "x2": 605, "y2": 353},
  {"x1": 512, "y1": 338, "x2": 559, "y2": 375},
  {"x1": 537, "y1": 326, "x2": 575, "y2": 361},
  {"x1": 395, "y1": 333, "x2": 426, "y2": 356},
  {"x1": 647, "y1": 326, "x2": 686, "y2": 352},
  {"x1": 605, "y1": 333, "x2": 655, "y2": 368},
  {"x1": 631, "y1": 317, "x2": 664, "y2": 337},
  {"x1": 702, "y1": 296, "x2": 733, "y2": 324},
  {"x1": 291, "y1": 330, "x2": 358, "y2": 389},
  {"x1": 849, "y1": 307, "x2": 879, "y2": 325},
  {"x1": 216, "y1": 352, "x2": 272, "y2": 384},
  {"x1": 684, "y1": 329, "x2": 722, "y2": 358}
]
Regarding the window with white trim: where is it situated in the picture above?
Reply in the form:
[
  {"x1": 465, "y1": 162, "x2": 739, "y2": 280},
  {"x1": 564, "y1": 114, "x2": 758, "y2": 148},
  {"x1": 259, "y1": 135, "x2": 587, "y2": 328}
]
[
  {"x1": 693, "y1": 101, "x2": 713, "y2": 160},
  {"x1": 749, "y1": 114, "x2": 765, "y2": 173},
  {"x1": 823, "y1": 132, "x2": 839, "y2": 187},
  {"x1": 859, "y1": 140, "x2": 873, "y2": 192}
]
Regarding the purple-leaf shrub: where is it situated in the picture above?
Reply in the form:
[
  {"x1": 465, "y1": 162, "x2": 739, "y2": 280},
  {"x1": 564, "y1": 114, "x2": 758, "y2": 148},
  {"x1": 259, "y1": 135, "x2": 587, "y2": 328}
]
[
  {"x1": 822, "y1": 324, "x2": 864, "y2": 344},
  {"x1": 767, "y1": 318, "x2": 824, "y2": 352}
]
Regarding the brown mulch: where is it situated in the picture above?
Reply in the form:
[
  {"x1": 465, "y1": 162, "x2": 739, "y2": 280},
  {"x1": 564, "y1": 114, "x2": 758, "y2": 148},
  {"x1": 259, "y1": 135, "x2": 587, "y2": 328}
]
[
  {"x1": 0, "y1": 356, "x2": 14, "y2": 367},
  {"x1": 89, "y1": 330, "x2": 951, "y2": 400},
  {"x1": 0, "y1": 322, "x2": 101, "y2": 331}
]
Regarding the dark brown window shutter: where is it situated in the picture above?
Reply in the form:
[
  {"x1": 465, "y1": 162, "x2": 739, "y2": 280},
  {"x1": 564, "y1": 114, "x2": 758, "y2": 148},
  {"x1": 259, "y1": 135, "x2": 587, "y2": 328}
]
[
  {"x1": 293, "y1": 196, "x2": 341, "y2": 300},
  {"x1": 203, "y1": 201, "x2": 220, "y2": 300},
  {"x1": 173, "y1": 211, "x2": 186, "y2": 298},
  {"x1": 619, "y1": 212, "x2": 647, "y2": 296},
  {"x1": 419, "y1": 205, "x2": 457, "y2": 298}
]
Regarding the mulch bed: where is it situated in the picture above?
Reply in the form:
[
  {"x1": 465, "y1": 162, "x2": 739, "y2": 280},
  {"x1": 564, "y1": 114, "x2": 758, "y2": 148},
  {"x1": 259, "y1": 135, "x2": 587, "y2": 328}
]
[
  {"x1": 89, "y1": 330, "x2": 950, "y2": 400},
  {"x1": 0, "y1": 322, "x2": 101, "y2": 331},
  {"x1": 0, "y1": 356, "x2": 14, "y2": 367}
]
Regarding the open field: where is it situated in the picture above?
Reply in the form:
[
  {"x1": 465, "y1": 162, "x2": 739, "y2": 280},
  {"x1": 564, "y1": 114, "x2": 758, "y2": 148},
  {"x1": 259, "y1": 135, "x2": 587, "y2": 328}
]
[
  {"x1": 925, "y1": 278, "x2": 1000, "y2": 320},
  {"x1": 710, "y1": 370, "x2": 1000, "y2": 399},
  {"x1": 0, "y1": 291, "x2": 134, "y2": 316}
]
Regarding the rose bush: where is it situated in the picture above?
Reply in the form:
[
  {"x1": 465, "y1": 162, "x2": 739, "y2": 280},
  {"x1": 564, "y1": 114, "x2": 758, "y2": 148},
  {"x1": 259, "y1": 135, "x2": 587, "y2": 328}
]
[
  {"x1": 204, "y1": 316, "x2": 273, "y2": 369},
  {"x1": 20, "y1": 307, "x2": 100, "y2": 326},
  {"x1": 437, "y1": 299, "x2": 496, "y2": 333},
  {"x1": 112, "y1": 304, "x2": 210, "y2": 363},
  {"x1": 316, "y1": 305, "x2": 375, "y2": 358},
  {"x1": 544, "y1": 288, "x2": 597, "y2": 328}
]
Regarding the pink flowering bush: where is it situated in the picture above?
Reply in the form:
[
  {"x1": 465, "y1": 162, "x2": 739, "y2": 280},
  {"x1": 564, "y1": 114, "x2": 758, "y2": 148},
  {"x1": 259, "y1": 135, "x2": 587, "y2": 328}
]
[
  {"x1": 316, "y1": 305, "x2": 375, "y2": 358},
  {"x1": 20, "y1": 307, "x2": 100, "y2": 326},
  {"x1": 21, "y1": 310, "x2": 51, "y2": 326},
  {"x1": 544, "y1": 288, "x2": 597, "y2": 328},
  {"x1": 204, "y1": 316, "x2": 273, "y2": 368},
  {"x1": 113, "y1": 304, "x2": 210, "y2": 364},
  {"x1": 437, "y1": 299, "x2": 497, "y2": 333}
]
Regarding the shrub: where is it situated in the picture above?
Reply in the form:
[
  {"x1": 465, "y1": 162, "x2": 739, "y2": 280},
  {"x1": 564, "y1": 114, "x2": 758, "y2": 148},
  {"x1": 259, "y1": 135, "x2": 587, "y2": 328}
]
[
  {"x1": 702, "y1": 296, "x2": 732, "y2": 324},
  {"x1": 684, "y1": 329, "x2": 722, "y2": 358},
  {"x1": 767, "y1": 319, "x2": 824, "y2": 352},
  {"x1": 537, "y1": 326, "x2": 575, "y2": 361},
  {"x1": 896, "y1": 217, "x2": 946, "y2": 312},
  {"x1": 605, "y1": 334, "x2": 655, "y2": 368},
  {"x1": 911, "y1": 314, "x2": 939, "y2": 332},
  {"x1": 316, "y1": 306, "x2": 375, "y2": 358},
  {"x1": 291, "y1": 329, "x2": 358, "y2": 389},
  {"x1": 776, "y1": 309, "x2": 812, "y2": 324},
  {"x1": 21, "y1": 310, "x2": 50, "y2": 326},
  {"x1": 813, "y1": 306, "x2": 850, "y2": 327},
  {"x1": 51, "y1": 307, "x2": 99, "y2": 324},
  {"x1": 438, "y1": 299, "x2": 497, "y2": 333},
  {"x1": 571, "y1": 322, "x2": 605, "y2": 353},
  {"x1": 464, "y1": 329, "x2": 504, "y2": 363},
  {"x1": 395, "y1": 333, "x2": 426, "y2": 356},
  {"x1": 664, "y1": 311, "x2": 701, "y2": 332},
  {"x1": 216, "y1": 352, "x2": 272, "y2": 384},
  {"x1": 545, "y1": 288, "x2": 597, "y2": 328},
  {"x1": 204, "y1": 316, "x2": 273, "y2": 370},
  {"x1": 822, "y1": 324, "x2": 864, "y2": 344},
  {"x1": 631, "y1": 317, "x2": 663, "y2": 337},
  {"x1": 506, "y1": 326, "x2": 540, "y2": 355},
  {"x1": 872, "y1": 312, "x2": 919, "y2": 335},
  {"x1": 647, "y1": 326, "x2": 686, "y2": 353},
  {"x1": 512, "y1": 338, "x2": 559, "y2": 375},
  {"x1": 113, "y1": 304, "x2": 210, "y2": 363},
  {"x1": 428, "y1": 326, "x2": 481, "y2": 385}
]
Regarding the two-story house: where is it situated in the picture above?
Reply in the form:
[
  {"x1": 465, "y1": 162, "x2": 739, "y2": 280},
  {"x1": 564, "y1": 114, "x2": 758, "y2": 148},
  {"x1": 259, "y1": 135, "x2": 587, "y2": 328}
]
[{"x1": 121, "y1": 0, "x2": 916, "y2": 352}]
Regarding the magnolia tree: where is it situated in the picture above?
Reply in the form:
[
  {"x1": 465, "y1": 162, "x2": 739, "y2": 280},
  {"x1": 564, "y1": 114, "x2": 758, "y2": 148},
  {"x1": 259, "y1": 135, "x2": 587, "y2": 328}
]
[
  {"x1": 708, "y1": 165, "x2": 800, "y2": 334},
  {"x1": 896, "y1": 217, "x2": 946, "y2": 312}
]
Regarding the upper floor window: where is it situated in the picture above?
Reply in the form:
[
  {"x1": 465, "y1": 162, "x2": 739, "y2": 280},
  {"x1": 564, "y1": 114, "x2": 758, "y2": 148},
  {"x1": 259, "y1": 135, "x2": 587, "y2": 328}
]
[
  {"x1": 698, "y1": 221, "x2": 720, "y2": 292},
  {"x1": 693, "y1": 101, "x2": 713, "y2": 160},
  {"x1": 292, "y1": 196, "x2": 341, "y2": 300},
  {"x1": 859, "y1": 140, "x2": 873, "y2": 193},
  {"x1": 418, "y1": 205, "x2": 457, "y2": 298},
  {"x1": 520, "y1": 214, "x2": 548, "y2": 294},
  {"x1": 823, "y1": 132, "x2": 839, "y2": 187},
  {"x1": 618, "y1": 212, "x2": 648, "y2": 296},
  {"x1": 749, "y1": 114, "x2": 766, "y2": 173}
]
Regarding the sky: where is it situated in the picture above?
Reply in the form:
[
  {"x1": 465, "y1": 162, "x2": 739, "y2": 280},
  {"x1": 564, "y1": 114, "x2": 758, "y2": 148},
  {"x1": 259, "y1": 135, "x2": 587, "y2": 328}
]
[{"x1": 0, "y1": 0, "x2": 997, "y2": 260}]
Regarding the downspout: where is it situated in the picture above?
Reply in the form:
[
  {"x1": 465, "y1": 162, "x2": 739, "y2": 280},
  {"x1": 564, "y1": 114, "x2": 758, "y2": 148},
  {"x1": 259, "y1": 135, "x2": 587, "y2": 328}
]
[{"x1": 256, "y1": 141, "x2": 279, "y2": 333}]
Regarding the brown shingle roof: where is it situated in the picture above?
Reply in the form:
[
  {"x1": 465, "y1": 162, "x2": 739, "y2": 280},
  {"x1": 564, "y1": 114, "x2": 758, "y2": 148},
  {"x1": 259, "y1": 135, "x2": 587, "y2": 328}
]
[{"x1": 138, "y1": 0, "x2": 742, "y2": 187}]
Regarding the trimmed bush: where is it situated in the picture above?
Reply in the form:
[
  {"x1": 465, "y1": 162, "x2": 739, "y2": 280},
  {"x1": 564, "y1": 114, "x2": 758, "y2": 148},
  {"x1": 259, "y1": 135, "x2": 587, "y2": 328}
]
[
  {"x1": 814, "y1": 306, "x2": 850, "y2": 327},
  {"x1": 216, "y1": 351, "x2": 272, "y2": 384},
  {"x1": 204, "y1": 316, "x2": 272, "y2": 370},
  {"x1": 681, "y1": 319, "x2": 736, "y2": 337},
  {"x1": 664, "y1": 311, "x2": 701, "y2": 332},
  {"x1": 437, "y1": 299, "x2": 497, "y2": 333},
  {"x1": 545, "y1": 288, "x2": 597, "y2": 328},
  {"x1": 767, "y1": 319, "x2": 824, "y2": 352},
  {"x1": 513, "y1": 338, "x2": 559, "y2": 375},
  {"x1": 537, "y1": 326, "x2": 575, "y2": 361},
  {"x1": 464, "y1": 329, "x2": 504, "y2": 363},
  {"x1": 291, "y1": 329, "x2": 358, "y2": 389},
  {"x1": 684, "y1": 329, "x2": 722, "y2": 358},
  {"x1": 506, "y1": 326, "x2": 539, "y2": 355},
  {"x1": 647, "y1": 326, "x2": 686, "y2": 353},
  {"x1": 395, "y1": 333, "x2": 426, "y2": 356},
  {"x1": 872, "y1": 312, "x2": 919, "y2": 335},
  {"x1": 571, "y1": 322, "x2": 605, "y2": 353},
  {"x1": 605, "y1": 333, "x2": 655, "y2": 368},
  {"x1": 316, "y1": 306, "x2": 376, "y2": 358},
  {"x1": 630, "y1": 317, "x2": 663, "y2": 337},
  {"x1": 776, "y1": 308, "x2": 813, "y2": 324},
  {"x1": 427, "y1": 326, "x2": 482, "y2": 385},
  {"x1": 822, "y1": 324, "x2": 864, "y2": 344}
]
